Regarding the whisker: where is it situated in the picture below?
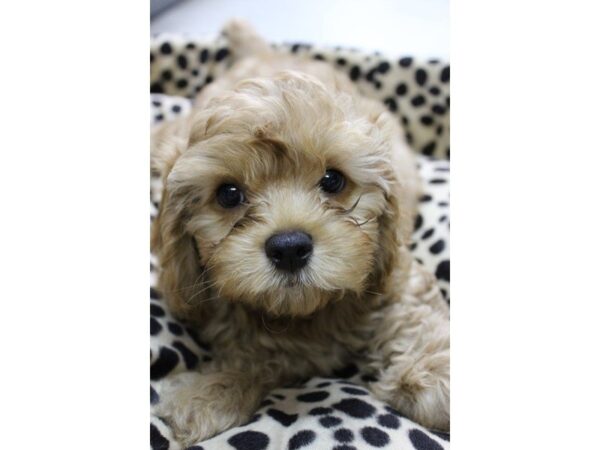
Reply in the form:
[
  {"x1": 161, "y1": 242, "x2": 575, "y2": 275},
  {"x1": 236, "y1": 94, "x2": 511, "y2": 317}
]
[
  {"x1": 187, "y1": 280, "x2": 219, "y2": 303},
  {"x1": 364, "y1": 290, "x2": 383, "y2": 296},
  {"x1": 190, "y1": 294, "x2": 222, "y2": 305},
  {"x1": 354, "y1": 216, "x2": 375, "y2": 227},
  {"x1": 339, "y1": 195, "x2": 363, "y2": 215}
]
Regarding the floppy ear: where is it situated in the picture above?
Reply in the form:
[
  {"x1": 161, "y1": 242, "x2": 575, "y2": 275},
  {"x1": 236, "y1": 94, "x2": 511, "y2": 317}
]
[
  {"x1": 152, "y1": 189, "x2": 207, "y2": 321},
  {"x1": 151, "y1": 117, "x2": 207, "y2": 321},
  {"x1": 367, "y1": 109, "x2": 421, "y2": 294}
]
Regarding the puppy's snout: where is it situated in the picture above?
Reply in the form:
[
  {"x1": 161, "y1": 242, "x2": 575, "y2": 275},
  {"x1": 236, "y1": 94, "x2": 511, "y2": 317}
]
[{"x1": 265, "y1": 231, "x2": 313, "y2": 273}]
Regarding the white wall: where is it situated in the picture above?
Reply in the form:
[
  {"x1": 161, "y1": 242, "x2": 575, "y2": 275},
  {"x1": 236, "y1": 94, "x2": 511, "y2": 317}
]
[{"x1": 151, "y1": 0, "x2": 449, "y2": 59}]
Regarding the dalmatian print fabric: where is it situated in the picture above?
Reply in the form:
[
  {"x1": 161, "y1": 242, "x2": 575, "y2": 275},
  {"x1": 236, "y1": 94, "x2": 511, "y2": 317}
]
[
  {"x1": 150, "y1": 34, "x2": 450, "y2": 450},
  {"x1": 411, "y1": 158, "x2": 450, "y2": 301}
]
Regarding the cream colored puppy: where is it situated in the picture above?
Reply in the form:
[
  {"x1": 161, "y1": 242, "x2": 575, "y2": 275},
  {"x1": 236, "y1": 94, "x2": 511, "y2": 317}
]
[{"x1": 151, "y1": 20, "x2": 449, "y2": 446}]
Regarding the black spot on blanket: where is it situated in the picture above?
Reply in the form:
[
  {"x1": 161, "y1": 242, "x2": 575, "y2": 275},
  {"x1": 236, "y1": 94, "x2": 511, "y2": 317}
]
[
  {"x1": 415, "y1": 68, "x2": 428, "y2": 86},
  {"x1": 228, "y1": 430, "x2": 269, "y2": 450},
  {"x1": 167, "y1": 322, "x2": 183, "y2": 335},
  {"x1": 309, "y1": 407, "x2": 333, "y2": 416},
  {"x1": 409, "y1": 428, "x2": 445, "y2": 450},
  {"x1": 399, "y1": 56, "x2": 413, "y2": 67},
  {"x1": 319, "y1": 415, "x2": 342, "y2": 428},
  {"x1": 334, "y1": 428, "x2": 354, "y2": 443},
  {"x1": 333, "y1": 398, "x2": 376, "y2": 419},
  {"x1": 215, "y1": 47, "x2": 229, "y2": 62},
  {"x1": 266, "y1": 408, "x2": 298, "y2": 427},
  {"x1": 341, "y1": 387, "x2": 369, "y2": 396},
  {"x1": 150, "y1": 385, "x2": 159, "y2": 405},
  {"x1": 150, "y1": 317, "x2": 162, "y2": 335},
  {"x1": 159, "y1": 42, "x2": 172, "y2": 55},
  {"x1": 360, "y1": 426, "x2": 390, "y2": 447},
  {"x1": 150, "y1": 423, "x2": 170, "y2": 450},
  {"x1": 297, "y1": 391, "x2": 329, "y2": 402},
  {"x1": 377, "y1": 413, "x2": 400, "y2": 429},
  {"x1": 172, "y1": 340, "x2": 199, "y2": 369},
  {"x1": 288, "y1": 430, "x2": 316, "y2": 449},
  {"x1": 436, "y1": 259, "x2": 450, "y2": 282},
  {"x1": 150, "y1": 303, "x2": 165, "y2": 317},
  {"x1": 150, "y1": 347, "x2": 179, "y2": 380}
]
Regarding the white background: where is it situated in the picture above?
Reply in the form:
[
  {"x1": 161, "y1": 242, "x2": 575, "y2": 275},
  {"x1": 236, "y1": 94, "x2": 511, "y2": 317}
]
[
  {"x1": 151, "y1": 0, "x2": 450, "y2": 59},
  {"x1": 2, "y1": 1, "x2": 600, "y2": 449}
]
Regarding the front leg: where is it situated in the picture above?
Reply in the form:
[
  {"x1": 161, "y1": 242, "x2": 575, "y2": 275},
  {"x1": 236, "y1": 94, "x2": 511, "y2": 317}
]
[
  {"x1": 368, "y1": 261, "x2": 450, "y2": 431},
  {"x1": 153, "y1": 369, "x2": 266, "y2": 447}
]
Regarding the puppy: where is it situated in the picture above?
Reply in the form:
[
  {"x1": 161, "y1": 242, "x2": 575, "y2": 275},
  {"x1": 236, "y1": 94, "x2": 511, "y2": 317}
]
[{"x1": 151, "y1": 20, "x2": 449, "y2": 446}]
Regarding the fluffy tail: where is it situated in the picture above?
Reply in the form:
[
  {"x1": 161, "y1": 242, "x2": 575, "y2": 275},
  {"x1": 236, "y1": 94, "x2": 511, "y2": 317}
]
[{"x1": 221, "y1": 19, "x2": 272, "y2": 59}]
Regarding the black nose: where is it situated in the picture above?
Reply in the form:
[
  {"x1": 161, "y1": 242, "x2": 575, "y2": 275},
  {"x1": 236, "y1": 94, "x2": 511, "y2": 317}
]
[{"x1": 265, "y1": 231, "x2": 313, "y2": 272}]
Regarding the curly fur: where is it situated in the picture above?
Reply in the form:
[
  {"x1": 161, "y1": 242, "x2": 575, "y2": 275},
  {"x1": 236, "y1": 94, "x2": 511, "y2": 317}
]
[{"x1": 151, "y1": 20, "x2": 449, "y2": 446}]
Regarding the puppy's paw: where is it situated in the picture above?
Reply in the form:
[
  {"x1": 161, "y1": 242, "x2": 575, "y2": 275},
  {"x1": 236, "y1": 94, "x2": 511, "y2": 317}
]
[
  {"x1": 370, "y1": 359, "x2": 450, "y2": 431},
  {"x1": 153, "y1": 371, "x2": 260, "y2": 447}
]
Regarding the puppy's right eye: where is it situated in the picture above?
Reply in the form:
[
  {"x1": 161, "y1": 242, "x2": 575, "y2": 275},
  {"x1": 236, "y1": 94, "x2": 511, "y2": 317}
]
[
  {"x1": 320, "y1": 169, "x2": 346, "y2": 194},
  {"x1": 216, "y1": 184, "x2": 245, "y2": 208}
]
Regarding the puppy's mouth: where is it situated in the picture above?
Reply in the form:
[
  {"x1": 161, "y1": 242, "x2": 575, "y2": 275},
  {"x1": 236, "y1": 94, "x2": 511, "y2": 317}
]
[
  {"x1": 274, "y1": 270, "x2": 307, "y2": 289},
  {"x1": 283, "y1": 274, "x2": 304, "y2": 288}
]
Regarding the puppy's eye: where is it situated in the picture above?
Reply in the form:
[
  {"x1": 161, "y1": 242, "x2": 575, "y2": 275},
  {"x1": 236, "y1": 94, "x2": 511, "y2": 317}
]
[
  {"x1": 216, "y1": 184, "x2": 245, "y2": 208},
  {"x1": 319, "y1": 169, "x2": 346, "y2": 194}
]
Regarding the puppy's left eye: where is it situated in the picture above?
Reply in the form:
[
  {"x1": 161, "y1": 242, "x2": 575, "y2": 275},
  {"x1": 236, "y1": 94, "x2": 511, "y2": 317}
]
[
  {"x1": 216, "y1": 184, "x2": 245, "y2": 208},
  {"x1": 320, "y1": 169, "x2": 346, "y2": 194}
]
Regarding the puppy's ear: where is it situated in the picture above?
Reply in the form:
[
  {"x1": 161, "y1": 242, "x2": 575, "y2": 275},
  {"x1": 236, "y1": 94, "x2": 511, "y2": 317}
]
[
  {"x1": 151, "y1": 116, "x2": 207, "y2": 321},
  {"x1": 367, "y1": 108, "x2": 420, "y2": 292},
  {"x1": 152, "y1": 187, "x2": 206, "y2": 320}
]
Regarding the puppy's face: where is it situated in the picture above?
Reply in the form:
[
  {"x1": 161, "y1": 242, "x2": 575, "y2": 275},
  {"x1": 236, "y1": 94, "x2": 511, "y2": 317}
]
[{"x1": 154, "y1": 72, "x2": 406, "y2": 317}]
